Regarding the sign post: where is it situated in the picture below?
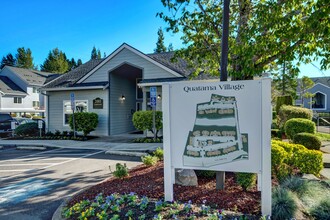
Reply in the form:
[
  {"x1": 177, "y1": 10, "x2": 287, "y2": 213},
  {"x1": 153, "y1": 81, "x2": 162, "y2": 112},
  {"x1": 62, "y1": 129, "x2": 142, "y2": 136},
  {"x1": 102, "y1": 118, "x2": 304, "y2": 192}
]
[
  {"x1": 11, "y1": 121, "x2": 16, "y2": 137},
  {"x1": 150, "y1": 87, "x2": 157, "y2": 141},
  {"x1": 38, "y1": 120, "x2": 43, "y2": 137},
  {"x1": 70, "y1": 93, "x2": 76, "y2": 138}
]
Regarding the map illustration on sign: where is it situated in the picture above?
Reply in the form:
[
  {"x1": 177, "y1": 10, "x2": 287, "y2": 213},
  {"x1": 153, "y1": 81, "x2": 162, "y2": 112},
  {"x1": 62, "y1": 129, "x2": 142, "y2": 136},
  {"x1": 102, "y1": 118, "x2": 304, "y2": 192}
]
[{"x1": 183, "y1": 94, "x2": 249, "y2": 167}]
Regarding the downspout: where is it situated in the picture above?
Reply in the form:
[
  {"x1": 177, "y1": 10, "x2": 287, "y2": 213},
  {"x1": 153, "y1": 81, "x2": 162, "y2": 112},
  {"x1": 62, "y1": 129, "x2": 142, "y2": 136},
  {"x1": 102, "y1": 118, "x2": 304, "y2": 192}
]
[{"x1": 40, "y1": 92, "x2": 49, "y2": 132}]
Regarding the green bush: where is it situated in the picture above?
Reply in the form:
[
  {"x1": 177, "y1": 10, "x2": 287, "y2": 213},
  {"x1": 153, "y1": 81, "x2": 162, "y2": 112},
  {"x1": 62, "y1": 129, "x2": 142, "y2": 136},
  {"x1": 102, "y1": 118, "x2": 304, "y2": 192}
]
[
  {"x1": 235, "y1": 172, "x2": 257, "y2": 191},
  {"x1": 69, "y1": 112, "x2": 98, "y2": 136},
  {"x1": 272, "y1": 111, "x2": 277, "y2": 120},
  {"x1": 272, "y1": 187, "x2": 298, "y2": 220},
  {"x1": 280, "y1": 176, "x2": 308, "y2": 197},
  {"x1": 277, "y1": 105, "x2": 312, "y2": 129},
  {"x1": 132, "y1": 111, "x2": 162, "y2": 137},
  {"x1": 141, "y1": 155, "x2": 158, "y2": 166},
  {"x1": 293, "y1": 132, "x2": 322, "y2": 150},
  {"x1": 152, "y1": 147, "x2": 164, "y2": 161},
  {"x1": 271, "y1": 129, "x2": 281, "y2": 138},
  {"x1": 15, "y1": 122, "x2": 41, "y2": 136},
  {"x1": 284, "y1": 118, "x2": 315, "y2": 140},
  {"x1": 276, "y1": 95, "x2": 293, "y2": 114},
  {"x1": 293, "y1": 149, "x2": 323, "y2": 176},
  {"x1": 194, "y1": 170, "x2": 216, "y2": 178},
  {"x1": 112, "y1": 163, "x2": 129, "y2": 179},
  {"x1": 310, "y1": 199, "x2": 330, "y2": 219}
]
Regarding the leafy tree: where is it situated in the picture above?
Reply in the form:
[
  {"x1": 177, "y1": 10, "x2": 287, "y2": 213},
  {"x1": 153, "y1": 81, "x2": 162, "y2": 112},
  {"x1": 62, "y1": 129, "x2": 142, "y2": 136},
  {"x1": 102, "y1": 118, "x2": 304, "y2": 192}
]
[
  {"x1": 154, "y1": 27, "x2": 167, "y2": 53},
  {"x1": 1, "y1": 53, "x2": 16, "y2": 69},
  {"x1": 158, "y1": 0, "x2": 330, "y2": 80},
  {"x1": 16, "y1": 47, "x2": 35, "y2": 69},
  {"x1": 69, "y1": 112, "x2": 98, "y2": 136},
  {"x1": 299, "y1": 76, "x2": 315, "y2": 106},
  {"x1": 168, "y1": 43, "x2": 174, "y2": 52},
  {"x1": 40, "y1": 48, "x2": 69, "y2": 73},
  {"x1": 272, "y1": 62, "x2": 299, "y2": 99}
]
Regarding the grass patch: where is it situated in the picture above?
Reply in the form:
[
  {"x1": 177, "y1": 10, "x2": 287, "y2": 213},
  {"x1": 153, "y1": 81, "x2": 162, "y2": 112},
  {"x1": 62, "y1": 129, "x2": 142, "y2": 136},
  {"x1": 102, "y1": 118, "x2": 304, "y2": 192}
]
[{"x1": 315, "y1": 132, "x2": 330, "y2": 141}]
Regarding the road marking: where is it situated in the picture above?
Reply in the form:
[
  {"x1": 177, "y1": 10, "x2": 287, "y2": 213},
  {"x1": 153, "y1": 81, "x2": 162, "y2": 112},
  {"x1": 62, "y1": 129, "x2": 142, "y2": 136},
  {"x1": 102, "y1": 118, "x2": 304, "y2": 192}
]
[
  {"x1": 0, "y1": 163, "x2": 55, "y2": 166},
  {"x1": 0, "y1": 148, "x2": 61, "y2": 164},
  {"x1": 40, "y1": 153, "x2": 89, "y2": 156}
]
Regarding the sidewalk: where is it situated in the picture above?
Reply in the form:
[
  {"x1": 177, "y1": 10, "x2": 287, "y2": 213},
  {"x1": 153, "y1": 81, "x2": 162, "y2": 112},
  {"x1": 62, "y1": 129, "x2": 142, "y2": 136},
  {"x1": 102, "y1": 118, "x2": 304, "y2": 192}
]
[{"x1": 320, "y1": 141, "x2": 330, "y2": 179}]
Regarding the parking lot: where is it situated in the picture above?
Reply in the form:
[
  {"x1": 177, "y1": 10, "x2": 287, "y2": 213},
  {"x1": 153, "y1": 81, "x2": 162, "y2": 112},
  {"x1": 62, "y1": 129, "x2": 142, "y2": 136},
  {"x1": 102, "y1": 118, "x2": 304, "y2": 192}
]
[{"x1": 0, "y1": 145, "x2": 141, "y2": 220}]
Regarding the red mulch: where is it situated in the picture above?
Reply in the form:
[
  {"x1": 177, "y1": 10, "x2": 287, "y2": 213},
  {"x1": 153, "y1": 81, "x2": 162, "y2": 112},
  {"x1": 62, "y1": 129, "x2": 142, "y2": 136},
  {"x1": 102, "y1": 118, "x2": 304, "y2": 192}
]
[{"x1": 69, "y1": 162, "x2": 261, "y2": 215}]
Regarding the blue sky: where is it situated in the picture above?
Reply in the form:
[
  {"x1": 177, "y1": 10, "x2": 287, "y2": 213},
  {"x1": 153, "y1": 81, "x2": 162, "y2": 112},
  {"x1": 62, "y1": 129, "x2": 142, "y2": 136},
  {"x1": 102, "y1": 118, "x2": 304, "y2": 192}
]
[{"x1": 0, "y1": 0, "x2": 328, "y2": 78}]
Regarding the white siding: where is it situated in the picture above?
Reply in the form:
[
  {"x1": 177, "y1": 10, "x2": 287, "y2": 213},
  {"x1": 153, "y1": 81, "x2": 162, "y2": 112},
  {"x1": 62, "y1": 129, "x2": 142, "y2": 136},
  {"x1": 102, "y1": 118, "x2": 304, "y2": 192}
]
[
  {"x1": 83, "y1": 48, "x2": 177, "y2": 83},
  {"x1": 48, "y1": 89, "x2": 108, "y2": 136}
]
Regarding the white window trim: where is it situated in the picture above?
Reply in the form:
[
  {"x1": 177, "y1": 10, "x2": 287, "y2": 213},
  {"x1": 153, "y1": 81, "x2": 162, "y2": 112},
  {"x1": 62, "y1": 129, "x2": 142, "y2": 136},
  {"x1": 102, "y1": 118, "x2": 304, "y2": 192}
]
[
  {"x1": 310, "y1": 91, "x2": 327, "y2": 110},
  {"x1": 14, "y1": 97, "x2": 23, "y2": 104},
  {"x1": 63, "y1": 100, "x2": 88, "y2": 126}
]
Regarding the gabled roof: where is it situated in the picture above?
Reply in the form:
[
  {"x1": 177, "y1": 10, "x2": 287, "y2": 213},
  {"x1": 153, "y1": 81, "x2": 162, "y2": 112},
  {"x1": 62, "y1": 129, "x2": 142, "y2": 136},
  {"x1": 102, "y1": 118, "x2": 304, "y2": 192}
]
[
  {"x1": 0, "y1": 76, "x2": 26, "y2": 96},
  {"x1": 6, "y1": 66, "x2": 58, "y2": 86},
  {"x1": 43, "y1": 59, "x2": 105, "y2": 89}
]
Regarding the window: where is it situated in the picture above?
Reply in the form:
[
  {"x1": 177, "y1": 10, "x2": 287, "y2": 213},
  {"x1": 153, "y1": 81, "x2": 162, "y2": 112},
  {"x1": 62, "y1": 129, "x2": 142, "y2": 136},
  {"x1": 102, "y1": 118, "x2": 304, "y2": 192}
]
[
  {"x1": 33, "y1": 101, "x2": 40, "y2": 108},
  {"x1": 14, "y1": 97, "x2": 22, "y2": 104},
  {"x1": 33, "y1": 87, "x2": 39, "y2": 93},
  {"x1": 63, "y1": 100, "x2": 88, "y2": 125},
  {"x1": 312, "y1": 92, "x2": 326, "y2": 109},
  {"x1": 136, "y1": 78, "x2": 143, "y2": 99}
]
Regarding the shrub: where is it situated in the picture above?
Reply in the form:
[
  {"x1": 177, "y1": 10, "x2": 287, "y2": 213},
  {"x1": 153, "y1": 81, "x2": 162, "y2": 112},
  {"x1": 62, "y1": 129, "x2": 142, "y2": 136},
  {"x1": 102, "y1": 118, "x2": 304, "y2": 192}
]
[
  {"x1": 277, "y1": 105, "x2": 312, "y2": 128},
  {"x1": 284, "y1": 118, "x2": 315, "y2": 140},
  {"x1": 271, "y1": 129, "x2": 281, "y2": 138},
  {"x1": 15, "y1": 122, "x2": 40, "y2": 136},
  {"x1": 235, "y1": 172, "x2": 257, "y2": 191},
  {"x1": 141, "y1": 155, "x2": 158, "y2": 166},
  {"x1": 293, "y1": 132, "x2": 322, "y2": 150},
  {"x1": 132, "y1": 111, "x2": 162, "y2": 137},
  {"x1": 55, "y1": 130, "x2": 61, "y2": 136},
  {"x1": 272, "y1": 111, "x2": 277, "y2": 120},
  {"x1": 293, "y1": 149, "x2": 323, "y2": 176},
  {"x1": 310, "y1": 199, "x2": 330, "y2": 219},
  {"x1": 112, "y1": 163, "x2": 129, "y2": 179},
  {"x1": 272, "y1": 187, "x2": 298, "y2": 220},
  {"x1": 276, "y1": 95, "x2": 293, "y2": 114},
  {"x1": 69, "y1": 112, "x2": 99, "y2": 136},
  {"x1": 152, "y1": 147, "x2": 164, "y2": 161},
  {"x1": 280, "y1": 176, "x2": 308, "y2": 197},
  {"x1": 194, "y1": 170, "x2": 216, "y2": 178}
]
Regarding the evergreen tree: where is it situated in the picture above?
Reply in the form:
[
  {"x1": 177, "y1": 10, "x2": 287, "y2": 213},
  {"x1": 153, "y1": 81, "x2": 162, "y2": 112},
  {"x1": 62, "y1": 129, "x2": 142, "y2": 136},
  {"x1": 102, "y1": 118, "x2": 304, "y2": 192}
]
[
  {"x1": 168, "y1": 43, "x2": 174, "y2": 52},
  {"x1": 67, "y1": 58, "x2": 77, "y2": 71},
  {"x1": 1, "y1": 53, "x2": 16, "y2": 69},
  {"x1": 40, "y1": 48, "x2": 69, "y2": 73},
  {"x1": 91, "y1": 46, "x2": 98, "y2": 59},
  {"x1": 97, "y1": 49, "x2": 101, "y2": 59},
  {"x1": 154, "y1": 27, "x2": 167, "y2": 53},
  {"x1": 103, "y1": 52, "x2": 107, "y2": 58},
  {"x1": 77, "y1": 59, "x2": 82, "y2": 66},
  {"x1": 16, "y1": 47, "x2": 34, "y2": 69}
]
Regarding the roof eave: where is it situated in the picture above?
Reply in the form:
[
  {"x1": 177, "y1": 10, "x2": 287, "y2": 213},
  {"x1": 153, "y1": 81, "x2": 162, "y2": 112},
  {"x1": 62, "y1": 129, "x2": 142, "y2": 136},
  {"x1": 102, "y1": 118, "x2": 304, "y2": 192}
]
[{"x1": 42, "y1": 85, "x2": 106, "y2": 92}]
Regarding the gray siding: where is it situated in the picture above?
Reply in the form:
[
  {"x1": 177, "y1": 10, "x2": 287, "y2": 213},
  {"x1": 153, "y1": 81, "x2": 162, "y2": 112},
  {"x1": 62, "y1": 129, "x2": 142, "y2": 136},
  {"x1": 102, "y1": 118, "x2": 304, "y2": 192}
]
[
  {"x1": 48, "y1": 89, "x2": 108, "y2": 136},
  {"x1": 303, "y1": 84, "x2": 330, "y2": 112},
  {"x1": 83, "y1": 48, "x2": 177, "y2": 83},
  {"x1": 110, "y1": 73, "x2": 136, "y2": 135}
]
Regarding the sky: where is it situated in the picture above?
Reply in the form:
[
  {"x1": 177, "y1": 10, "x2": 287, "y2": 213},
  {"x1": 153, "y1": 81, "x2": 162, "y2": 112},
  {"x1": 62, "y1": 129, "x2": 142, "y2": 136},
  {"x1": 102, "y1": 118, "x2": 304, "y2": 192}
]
[{"x1": 0, "y1": 0, "x2": 328, "y2": 78}]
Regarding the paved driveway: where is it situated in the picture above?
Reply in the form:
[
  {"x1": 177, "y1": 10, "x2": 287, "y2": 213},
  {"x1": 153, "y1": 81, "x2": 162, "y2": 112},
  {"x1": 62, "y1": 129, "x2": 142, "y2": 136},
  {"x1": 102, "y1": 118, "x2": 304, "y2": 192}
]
[{"x1": 0, "y1": 146, "x2": 141, "y2": 220}]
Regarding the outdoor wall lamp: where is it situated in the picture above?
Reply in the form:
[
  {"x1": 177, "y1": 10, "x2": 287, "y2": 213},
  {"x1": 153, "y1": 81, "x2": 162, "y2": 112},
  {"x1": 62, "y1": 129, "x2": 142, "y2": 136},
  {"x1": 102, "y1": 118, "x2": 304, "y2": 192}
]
[
  {"x1": 120, "y1": 95, "x2": 126, "y2": 101},
  {"x1": 157, "y1": 94, "x2": 161, "y2": 99}
]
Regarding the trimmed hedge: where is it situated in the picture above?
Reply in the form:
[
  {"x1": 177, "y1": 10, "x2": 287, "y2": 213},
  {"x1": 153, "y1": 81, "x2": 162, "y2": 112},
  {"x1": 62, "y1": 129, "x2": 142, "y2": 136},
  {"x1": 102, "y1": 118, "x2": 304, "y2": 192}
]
[
  {"x1": 276, "y1": 96, "x2": 293, "y2": 114},
  {"x1": 69, "y1": 112, "x2": 98, "y2": 136},
  {"x1": 271, "y1": 140, "x2": 323, "y2": 179},
  {"x1": 284, "y1": 118, "x2": 315, "y2": 140},
  {"x1": 277, "y1": 105, "x2": 312, "y2": 129},
  {"x1": 132, "y1": 111, "x2": 163, "y2": 137},
  {"x1": 293, "y1": 132, "x2": 322, "y2": 150},
  {"x1": 235, "y1": 172, "x2": 257, "y2": 191},
  {"x1": 15, "y1": 122, "x2": 40, "y2": 136}
]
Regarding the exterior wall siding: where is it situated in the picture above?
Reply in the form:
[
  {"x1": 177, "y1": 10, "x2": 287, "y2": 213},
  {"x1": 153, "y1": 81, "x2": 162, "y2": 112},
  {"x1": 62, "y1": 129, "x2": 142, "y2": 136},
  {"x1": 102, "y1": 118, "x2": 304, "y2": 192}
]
[
  {"x1": 303, "y1": 84, "x2": 330, "y2": 112},
  {"x1": 109, "y1": 73, "x2": 136, "y2": 135},
  {"x1": 83, "y1": 48, "x2": 177, "y2": 83},
  {"x1": 47, "y1": 89, "x2": 108, "y2": 136}
]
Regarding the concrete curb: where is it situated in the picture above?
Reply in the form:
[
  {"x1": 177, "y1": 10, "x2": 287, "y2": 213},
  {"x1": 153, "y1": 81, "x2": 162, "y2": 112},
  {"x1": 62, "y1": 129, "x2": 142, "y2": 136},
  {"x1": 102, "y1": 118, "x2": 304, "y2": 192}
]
[
  {"x1": 52, "y1": 197, "x2": 70, "y2": 220},
  {"x1": 105, "y1": 150, "x2": 147, "y2": 157},
  {"x1": 16, "y1": 146, "x2": 46, "y2": 150}
]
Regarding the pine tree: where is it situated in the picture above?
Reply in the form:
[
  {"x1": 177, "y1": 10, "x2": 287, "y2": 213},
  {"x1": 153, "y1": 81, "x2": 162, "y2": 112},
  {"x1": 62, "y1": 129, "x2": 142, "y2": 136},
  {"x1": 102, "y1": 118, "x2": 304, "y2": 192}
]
[
  {"x1": 168, "y1": 43, "x2": 174, "y2": 52},
  {"x1": 91, "y1": 46, "x2": 98, "y2": 59},
  {"x1": 154, "y1": 27, "x2": 167, "y2": 53},
  {"x1": 40, "y1": 48, "x2": 69, "y2": 73},
  {"x1": 97, "y1": 49, "x2": 101, "y2": 59},
  {"x1": 1, "y1": 53, "x2": 16, "y2": 69},
  {"x1": 77, "y1": 59, "x2": 82, "y2": 66},
  {"x1": 67, "y1": 58, "x2": 77, "y2": 71},
  {"x1": 16, "y1": 47, "x2": 34, "y2": 69},
  {"x1": 103, "y1": 52, "x2": 106, "y2": 58}
]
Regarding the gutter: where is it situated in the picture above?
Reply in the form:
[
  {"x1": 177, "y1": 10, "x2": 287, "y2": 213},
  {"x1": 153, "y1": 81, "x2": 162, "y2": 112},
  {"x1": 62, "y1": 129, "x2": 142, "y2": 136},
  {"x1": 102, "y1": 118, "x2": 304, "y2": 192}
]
[{"x1": 42, "y1": 86, "x2": 105, "y2": 91}]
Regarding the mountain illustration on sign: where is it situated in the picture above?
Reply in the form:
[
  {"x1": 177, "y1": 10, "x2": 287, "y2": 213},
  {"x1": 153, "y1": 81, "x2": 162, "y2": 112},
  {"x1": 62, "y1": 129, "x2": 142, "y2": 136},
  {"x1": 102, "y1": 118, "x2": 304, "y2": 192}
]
[{"x1": 183, "y1": 94, "x2": 249, "y2": 167}]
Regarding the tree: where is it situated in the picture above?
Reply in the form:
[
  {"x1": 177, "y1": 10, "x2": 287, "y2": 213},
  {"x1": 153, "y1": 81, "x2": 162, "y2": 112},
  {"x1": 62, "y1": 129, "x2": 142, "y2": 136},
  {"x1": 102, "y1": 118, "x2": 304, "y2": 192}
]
[
  {"x1": 40, "y1": 48, "x2": 69, "y2": 73},
  {"x1": 69, "y1": 112, "x2": 98, "y2": 136},
  {"x1": 154, "y1": 27, "x2": 167, "y2": 53},
  {"x1": 272, "y1": 61, "x2": 299, "y2": 99},
  {"x1": 97, "y1": 49, "x2": 101, "y2": 59},
  {"x1": 77, "y1": 59, "x2": 83, "y2": 66},
  {"x1": 67, "y1": 58, "x2": 77, "y2": 71},
  {"x1": 16, "y1": 47, "x2": 35, "y2": 69},
  {"x1": 168, "y1": 43, "x2": 174, "y2": 52},
  {"x1": 299, "y1": 76, "x2": 315, "y2": 106},
  {"x1": 1, "y1": 53, "x2": 16, "y2": 69},
  {"x1": 158, "y1": 0, "x2": 330, "y2": 80}
]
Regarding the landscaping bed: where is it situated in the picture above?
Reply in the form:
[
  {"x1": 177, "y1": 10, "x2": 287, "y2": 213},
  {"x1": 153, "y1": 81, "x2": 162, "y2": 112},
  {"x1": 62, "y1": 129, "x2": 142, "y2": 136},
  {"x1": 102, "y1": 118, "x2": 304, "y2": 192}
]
[{"x1": 64, "y1": 162, "x2": 261, "y2": 219}]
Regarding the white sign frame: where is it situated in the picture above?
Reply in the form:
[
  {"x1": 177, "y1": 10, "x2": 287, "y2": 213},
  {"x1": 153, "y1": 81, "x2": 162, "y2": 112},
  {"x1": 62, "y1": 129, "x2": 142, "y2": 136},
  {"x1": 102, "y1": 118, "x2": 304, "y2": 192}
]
[{"x1": 162, "y1": 79, "x2": 271, "y2": 216}]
